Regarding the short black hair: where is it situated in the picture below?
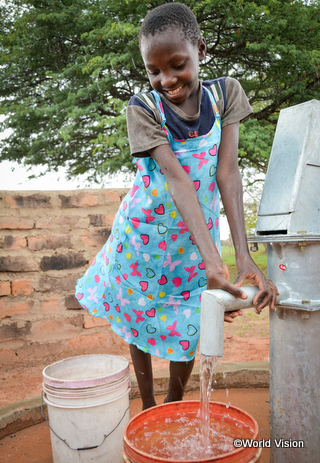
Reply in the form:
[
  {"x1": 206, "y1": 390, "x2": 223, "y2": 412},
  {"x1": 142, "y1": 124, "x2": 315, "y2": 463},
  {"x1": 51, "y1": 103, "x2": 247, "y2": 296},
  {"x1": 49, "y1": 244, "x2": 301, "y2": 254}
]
[{"x1": 139, "y1": 3, "x2": 201, "y2": 47}]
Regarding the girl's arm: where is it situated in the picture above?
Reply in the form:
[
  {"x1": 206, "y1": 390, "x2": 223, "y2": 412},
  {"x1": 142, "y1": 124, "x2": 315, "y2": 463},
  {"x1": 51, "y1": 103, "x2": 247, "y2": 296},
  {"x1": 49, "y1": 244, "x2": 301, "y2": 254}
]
[
  {"x1": 149, "y1": 143, "x2": 248, "y2": 302},
  {"x1": 216, "y1": 122, "x2": 277, "y2": 311}
]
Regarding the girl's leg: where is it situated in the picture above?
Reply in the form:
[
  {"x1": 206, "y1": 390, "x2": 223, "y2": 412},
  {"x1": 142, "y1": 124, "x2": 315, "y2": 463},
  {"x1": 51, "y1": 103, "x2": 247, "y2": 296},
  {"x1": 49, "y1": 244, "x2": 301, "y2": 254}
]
[
  {"x1": 165, "y1": 358, "x2": 195, "y2": 403},
  {"x1": 129, "y1": 344, "x2": 157, "y2": 410}
]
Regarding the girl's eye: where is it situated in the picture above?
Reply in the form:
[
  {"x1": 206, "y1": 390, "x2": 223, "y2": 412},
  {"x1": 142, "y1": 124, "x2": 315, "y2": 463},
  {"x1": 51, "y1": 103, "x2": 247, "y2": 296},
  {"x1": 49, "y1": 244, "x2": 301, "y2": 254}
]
[
  {"x1": 147, "y1": 69, "x2": 159, "y2": 76},
  {"x1": 174, "y1": 62, "x2": 186, "y2": 70}
]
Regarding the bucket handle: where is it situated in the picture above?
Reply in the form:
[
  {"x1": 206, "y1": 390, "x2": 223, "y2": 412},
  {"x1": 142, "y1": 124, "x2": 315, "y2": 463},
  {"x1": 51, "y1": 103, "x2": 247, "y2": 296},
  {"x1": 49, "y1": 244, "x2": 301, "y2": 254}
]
[{"x1": 41, "y1": 388, "x2": 132, "y2": 451}]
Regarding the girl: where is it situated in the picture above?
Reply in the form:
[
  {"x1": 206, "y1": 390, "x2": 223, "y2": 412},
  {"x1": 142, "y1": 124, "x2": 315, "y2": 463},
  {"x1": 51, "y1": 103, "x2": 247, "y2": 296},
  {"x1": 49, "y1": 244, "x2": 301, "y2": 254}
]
[{"x1": 76, "y1": 3, "x2": 277, "y2": 410}]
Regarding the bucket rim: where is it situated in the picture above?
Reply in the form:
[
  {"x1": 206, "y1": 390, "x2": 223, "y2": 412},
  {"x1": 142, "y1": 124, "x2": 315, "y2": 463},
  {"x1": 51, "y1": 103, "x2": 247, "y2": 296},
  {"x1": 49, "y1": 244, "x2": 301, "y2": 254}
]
[
  {"x1": 123, "y1": 400, "x2": 259, "y2": 463},
  {"x1": 42, "y1": 377, "x2": 130, "y2": 399},
  {"x1": 43, "y1": 371, "x2": 129, "y2": 392},
  {"x1": 43, "y1": 384, "x2": 130, "y2": 409},
  {"x1": 42, "y1": 354, "x2": 130, "y2": 389}
]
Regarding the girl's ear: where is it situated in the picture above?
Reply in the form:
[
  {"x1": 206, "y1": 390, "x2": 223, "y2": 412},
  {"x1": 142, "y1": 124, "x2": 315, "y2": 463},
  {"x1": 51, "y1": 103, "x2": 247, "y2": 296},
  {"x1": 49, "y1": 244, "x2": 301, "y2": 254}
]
[{"x1": 198, "y1": 37, "x2": 206, "y2": 62}]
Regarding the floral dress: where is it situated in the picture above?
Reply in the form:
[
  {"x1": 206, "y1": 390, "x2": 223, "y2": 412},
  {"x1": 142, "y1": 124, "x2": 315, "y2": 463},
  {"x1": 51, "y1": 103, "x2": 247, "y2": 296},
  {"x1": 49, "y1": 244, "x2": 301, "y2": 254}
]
[{"x1": 75, "y1": 86, "x2": 221, "y2": 362}]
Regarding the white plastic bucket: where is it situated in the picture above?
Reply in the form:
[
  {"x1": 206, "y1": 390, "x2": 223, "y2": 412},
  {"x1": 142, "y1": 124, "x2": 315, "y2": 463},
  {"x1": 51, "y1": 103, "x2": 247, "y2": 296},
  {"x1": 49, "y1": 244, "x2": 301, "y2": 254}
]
[{"x1": 42, "y1": 354, "x2": 131, "y2": 463}]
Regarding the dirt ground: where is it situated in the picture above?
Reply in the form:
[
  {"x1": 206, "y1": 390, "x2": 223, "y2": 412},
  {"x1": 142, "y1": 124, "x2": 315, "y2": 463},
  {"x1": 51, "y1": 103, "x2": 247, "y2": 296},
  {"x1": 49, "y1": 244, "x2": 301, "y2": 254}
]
[{"x1": 1, "y1": 309, "x2": 269, "y2": 407}]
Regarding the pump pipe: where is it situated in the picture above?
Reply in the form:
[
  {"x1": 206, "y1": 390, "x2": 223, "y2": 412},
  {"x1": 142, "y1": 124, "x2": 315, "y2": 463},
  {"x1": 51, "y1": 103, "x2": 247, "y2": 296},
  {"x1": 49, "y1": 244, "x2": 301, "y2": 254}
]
[{"x1": 200, "y1": 283, "x2": 289, "y2": 358}]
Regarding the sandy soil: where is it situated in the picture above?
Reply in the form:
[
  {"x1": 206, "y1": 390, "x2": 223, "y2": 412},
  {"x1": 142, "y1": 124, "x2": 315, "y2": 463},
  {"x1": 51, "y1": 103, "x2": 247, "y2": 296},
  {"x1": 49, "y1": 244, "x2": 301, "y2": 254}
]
[{"x1": 1, "y1": 309, "x2": 269, "y2": 406}]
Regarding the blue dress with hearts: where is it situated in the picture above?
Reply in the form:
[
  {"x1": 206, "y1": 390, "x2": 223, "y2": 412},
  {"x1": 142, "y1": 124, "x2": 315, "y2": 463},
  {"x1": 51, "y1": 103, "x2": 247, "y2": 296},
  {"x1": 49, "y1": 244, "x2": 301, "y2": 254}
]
[{"x1": 75, "y1": 86, "x2": 221, "y2": 362}]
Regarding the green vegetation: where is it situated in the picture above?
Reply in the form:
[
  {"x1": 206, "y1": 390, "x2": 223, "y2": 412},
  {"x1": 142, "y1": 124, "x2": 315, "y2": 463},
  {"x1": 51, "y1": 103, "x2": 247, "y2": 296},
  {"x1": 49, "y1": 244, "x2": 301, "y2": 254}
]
[
  {"x1": 221, "y1": 244, "x2": 268, "y2": 283},
  {"x1": 1, "y1": 0, "x2": 319, "y2": 182},
  {"x1": 222, "y1": 243, "x2": 270, "y2": 338},
  {"x1": 225, "y1": 307, "x2": 270, "y2": 338}
]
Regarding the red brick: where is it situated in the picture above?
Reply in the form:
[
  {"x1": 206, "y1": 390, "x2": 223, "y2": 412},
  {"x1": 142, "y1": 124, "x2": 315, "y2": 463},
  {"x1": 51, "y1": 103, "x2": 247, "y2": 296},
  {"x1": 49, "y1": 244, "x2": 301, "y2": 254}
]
[
  {"x1": 0, "y1": 347, "x2": 17, "y2": 365},
  {"x1": 0, "y1": 300, "x2": 34, "y2": 319},
  {"x1": 0, "y1": 281, "x2": 11, "y2": 296},
  {"x1": 104, "y1": 190, "x2": 120, "y2": 202},
  {"x1": 59, "y1": 193, "x2": 98, "y2": 208},
  {"x1": 119, "y1": 190, "x2": 130, "y2": 202},
  {"x1": 5, "y1": 194, "x2": 51, "y2": 208},
  {"x1": 81, "y1": 230, "x2": 110, "y2": 247},
  {"x1": 0, "y1": 256, "x2": 38, "y2": 272},
  {"x1": 1, "y1": 236, "x2": 27, "y2": 250},
  {"x1": 28, "y1": 234, "x2": 72, "y2": 251},
  {"x1": 32, "y1": 318, "x2": 66, "y2": 335},
  {"x1": 0, "y1": 342, "x2": 63, "y2": 367},
  {"x1": 37, "y1": 275, "x2": 78, "y2": 293},
  {"x1": 11, "y1": 279, "x2": 34, "y2": 296},
  {"x1": 40, "y1": 296, "x2": 60, "y2": 314},
  {"x1": 67, "y1": 331, "x2": 114, "y2": 351},
  {"x1": 88, "y1": 214, "x2": 115, "y2": 228},
  {"x1": 0, "y1": 320, "x2": 31, "y2": 340},
  {"x1": 40, "y1": 253, "x2": 87, "y2": 271},
  {"x1": 83, "y1": 315, "x2": 110, "y2": 329},
  {"x1": 0, "y1": 217, "x2": 34, "y2": 230},
  {"x1": 112, "y1": 330, "x2": 126, "y2": 348},
  {"x1": 35, "y1": 216, "x2": 80, "y2": 229},
  {"x1": 65, "y1": 295, "x2": 83, "y2": 309},
  {"x1": 31, "y1": 316, "x2": 83, "y2": 340}
]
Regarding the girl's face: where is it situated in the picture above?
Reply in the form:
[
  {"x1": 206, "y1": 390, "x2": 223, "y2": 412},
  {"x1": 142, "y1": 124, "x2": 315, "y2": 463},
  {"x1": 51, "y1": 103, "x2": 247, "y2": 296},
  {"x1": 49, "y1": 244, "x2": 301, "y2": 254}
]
[{"x1": 140, "y1": 28, "x2": 206, "y2": 106}]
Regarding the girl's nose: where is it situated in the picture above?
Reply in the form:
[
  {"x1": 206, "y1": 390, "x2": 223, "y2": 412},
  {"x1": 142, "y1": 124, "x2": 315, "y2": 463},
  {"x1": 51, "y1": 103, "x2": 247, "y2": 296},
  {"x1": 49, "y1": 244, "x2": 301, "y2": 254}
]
[{"x1": 160, "y1": 73, "x2": 178, "y2": 88}]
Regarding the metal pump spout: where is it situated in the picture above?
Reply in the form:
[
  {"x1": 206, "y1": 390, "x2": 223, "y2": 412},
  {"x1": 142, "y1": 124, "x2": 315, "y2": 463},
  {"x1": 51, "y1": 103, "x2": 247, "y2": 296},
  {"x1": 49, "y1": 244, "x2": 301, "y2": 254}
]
[{"x1": 200, "y1": 283, "x2": 289, "y2": 358}]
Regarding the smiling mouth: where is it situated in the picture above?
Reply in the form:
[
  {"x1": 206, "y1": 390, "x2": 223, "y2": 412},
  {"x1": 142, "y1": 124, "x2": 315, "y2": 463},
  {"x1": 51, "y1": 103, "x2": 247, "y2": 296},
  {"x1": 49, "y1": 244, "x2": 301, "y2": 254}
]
[{"x1": 167, "y1": 85, "x2": 184, "y2": 96}]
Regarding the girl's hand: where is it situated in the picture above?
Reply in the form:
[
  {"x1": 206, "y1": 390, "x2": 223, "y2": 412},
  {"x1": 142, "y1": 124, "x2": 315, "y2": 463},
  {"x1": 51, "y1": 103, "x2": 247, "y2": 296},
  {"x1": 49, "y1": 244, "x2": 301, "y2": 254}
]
[
  {"x1": 206, "y1": 263, "x2": 246, "y2": 323},
  {"x1": 206, "y1": 262, "x2": 249, "y2": 300},
  {"x1": 234, "y1": 256, "x2": 278, "y2": 313},
  {"x1": 224, "y1": 309, "x2": 243, "y2": 323}
]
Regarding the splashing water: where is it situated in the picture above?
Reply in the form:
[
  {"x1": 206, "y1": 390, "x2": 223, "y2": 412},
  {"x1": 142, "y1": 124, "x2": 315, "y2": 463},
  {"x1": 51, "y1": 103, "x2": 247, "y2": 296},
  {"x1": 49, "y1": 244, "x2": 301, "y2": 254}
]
[
  {"x1": 128, "y1": 406, "x2": 251, "y2": 460},
  {"x1": 199, "y1": 354, "x2": 221, "y2": 451}
]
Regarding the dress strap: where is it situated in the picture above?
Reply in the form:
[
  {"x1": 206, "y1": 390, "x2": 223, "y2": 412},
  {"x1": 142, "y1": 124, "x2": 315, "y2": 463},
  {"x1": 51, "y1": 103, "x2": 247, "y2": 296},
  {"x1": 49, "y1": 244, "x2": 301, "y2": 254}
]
[
  {"x1": 134, "y1": 91, "x2": 165, "y2": 127},
  {"x1": 135, "y1": 92, "x2": 157, "y2": 112},
  {"x1": 202, "y1": 83, "x2": 221, "y2": 123},
  {"x1": 206, "y1": 81, "x2": 225, "y2": 115},
  {"x1": 150, "y1": 90, "x2": 166, "y2": 127}
]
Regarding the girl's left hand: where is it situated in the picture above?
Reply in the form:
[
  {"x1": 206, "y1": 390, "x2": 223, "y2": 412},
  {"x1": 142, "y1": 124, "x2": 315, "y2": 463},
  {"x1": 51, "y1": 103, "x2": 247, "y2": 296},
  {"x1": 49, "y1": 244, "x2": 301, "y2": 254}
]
[
  {"x1": 224, "y1": 309, "x2": 243, "y2": 323},
  {"x1": 234, "y1": 256, "x2": 278, "y2": 313}
]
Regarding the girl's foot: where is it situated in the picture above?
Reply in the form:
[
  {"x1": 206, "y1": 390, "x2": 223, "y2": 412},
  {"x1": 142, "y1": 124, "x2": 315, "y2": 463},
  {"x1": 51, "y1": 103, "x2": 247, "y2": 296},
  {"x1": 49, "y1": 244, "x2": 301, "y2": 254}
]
[
  {"x1": 142, "y1": 399, "x2": 157, "y2": 410},
  {"x1": 163, "y1": 395, "x2": 182, "y2": 404}
]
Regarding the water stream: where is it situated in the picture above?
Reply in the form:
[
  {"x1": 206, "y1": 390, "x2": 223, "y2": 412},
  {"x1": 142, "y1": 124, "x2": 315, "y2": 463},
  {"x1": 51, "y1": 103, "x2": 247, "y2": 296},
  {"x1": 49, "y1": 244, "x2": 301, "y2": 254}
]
[{"x1": 199, "y1": 354, "x2": 221, "y2": 453}]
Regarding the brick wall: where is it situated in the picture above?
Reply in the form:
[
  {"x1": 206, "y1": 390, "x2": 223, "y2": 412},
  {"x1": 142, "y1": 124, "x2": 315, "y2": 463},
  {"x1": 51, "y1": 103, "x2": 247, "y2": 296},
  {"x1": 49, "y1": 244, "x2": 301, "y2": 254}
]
[{"x1": 0, "y1": 189, "x2": 130, "y2": 365}]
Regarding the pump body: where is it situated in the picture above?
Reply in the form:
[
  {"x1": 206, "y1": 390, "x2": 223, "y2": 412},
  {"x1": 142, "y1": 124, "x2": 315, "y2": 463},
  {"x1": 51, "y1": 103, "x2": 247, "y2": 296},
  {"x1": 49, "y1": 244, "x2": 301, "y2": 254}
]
[{"x1": 251, "y1": 99, "x2": 320, "y2": 463}]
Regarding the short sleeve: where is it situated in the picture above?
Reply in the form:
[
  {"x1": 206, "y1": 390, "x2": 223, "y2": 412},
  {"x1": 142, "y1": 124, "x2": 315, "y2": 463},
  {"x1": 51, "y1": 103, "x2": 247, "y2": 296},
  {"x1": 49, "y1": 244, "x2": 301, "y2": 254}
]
[
  {"x1": 126, "y1": 95, "x2": 170, "y2": 157},
  {"x1": 207, "y1": 77, "x2": 253, "y2": 127},
  {"x1": 220, "y1": 77, "x2": 253, "y2": 127}
]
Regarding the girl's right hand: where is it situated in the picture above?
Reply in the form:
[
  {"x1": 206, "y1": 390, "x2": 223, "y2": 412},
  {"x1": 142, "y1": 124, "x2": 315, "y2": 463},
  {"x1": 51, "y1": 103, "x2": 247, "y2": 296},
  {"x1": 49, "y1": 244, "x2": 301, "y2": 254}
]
[
  {"x1": 206, "y1": 263, "x2": 247, "y2": 323},
  {"x1": 206, "y1": 262, "x2": 248, "y2": 301}
]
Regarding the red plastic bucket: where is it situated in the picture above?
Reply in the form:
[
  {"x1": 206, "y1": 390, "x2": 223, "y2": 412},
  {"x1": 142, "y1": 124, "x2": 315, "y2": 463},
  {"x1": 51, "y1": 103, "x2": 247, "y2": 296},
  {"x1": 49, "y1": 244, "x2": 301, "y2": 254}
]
[{"x1": 123, "y1": 400, "x2": 261, "y2": 463}]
